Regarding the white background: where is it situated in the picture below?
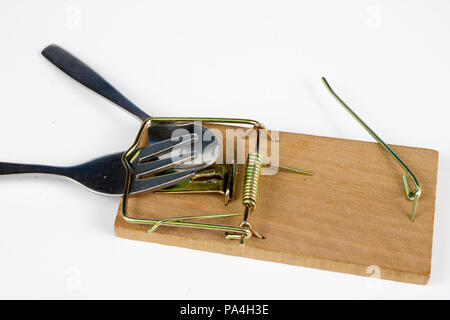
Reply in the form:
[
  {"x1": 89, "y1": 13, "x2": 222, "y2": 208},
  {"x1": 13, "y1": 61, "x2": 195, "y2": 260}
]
[{"x1": 0, "y1": 0, "x2": 449, "y2": 299}]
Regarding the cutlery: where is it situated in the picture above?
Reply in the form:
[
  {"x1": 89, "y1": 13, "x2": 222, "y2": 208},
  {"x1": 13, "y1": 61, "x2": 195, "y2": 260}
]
[{"x1": 0, "y1": 44, "x2": 222, "y2": 195}]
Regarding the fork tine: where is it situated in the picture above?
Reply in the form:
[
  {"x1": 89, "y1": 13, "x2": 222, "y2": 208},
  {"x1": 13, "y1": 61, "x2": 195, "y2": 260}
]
[
  {"x1": 131, "y1": 169, "x2": 196, "y2": 194},
  {"x1": 138, "y1": 133, "x2": 198, "y2": 162},
  {"x1": 133, "y1": 153, "x2": 195, "y2": 177}
]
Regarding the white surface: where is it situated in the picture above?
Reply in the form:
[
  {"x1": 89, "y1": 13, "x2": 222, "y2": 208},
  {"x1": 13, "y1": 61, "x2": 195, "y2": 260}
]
[{"x1": 0, "y1": 0, "x2": 449, "y2": 299}]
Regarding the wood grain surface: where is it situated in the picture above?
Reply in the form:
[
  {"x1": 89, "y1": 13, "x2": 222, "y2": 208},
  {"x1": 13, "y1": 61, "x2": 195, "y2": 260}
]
[{"x1": 114, "y1": 124, "x2": 438, "y2": 285}]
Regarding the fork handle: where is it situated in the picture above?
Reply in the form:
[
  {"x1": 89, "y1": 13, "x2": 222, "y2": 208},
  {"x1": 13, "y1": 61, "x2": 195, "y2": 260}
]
[
  {"x1": 0, "y1": 162, "x2": 69, "y2": 177},
  {"x1": 41, "y1": 44, "x2": 150, "y2": 122}
]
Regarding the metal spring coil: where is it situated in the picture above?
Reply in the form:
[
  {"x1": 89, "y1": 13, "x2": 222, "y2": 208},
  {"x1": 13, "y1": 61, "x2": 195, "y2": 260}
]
[{"x1": 242, "y1": 152, "x2": 263, "y2": 210}]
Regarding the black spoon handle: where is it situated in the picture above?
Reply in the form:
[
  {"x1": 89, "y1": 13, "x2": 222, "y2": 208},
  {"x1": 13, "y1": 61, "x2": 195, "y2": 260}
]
[
  {"x1": 0, "y1": 162, "x2": 69, "y2": 176},
  {"x1": 41, "y1": 44, "x2": 150, "y2": 121}
]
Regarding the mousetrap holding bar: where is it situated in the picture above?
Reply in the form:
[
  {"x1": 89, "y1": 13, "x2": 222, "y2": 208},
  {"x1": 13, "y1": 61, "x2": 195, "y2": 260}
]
[{"x1": 120, "y1": 78, "x2": 423, "y2": 245}]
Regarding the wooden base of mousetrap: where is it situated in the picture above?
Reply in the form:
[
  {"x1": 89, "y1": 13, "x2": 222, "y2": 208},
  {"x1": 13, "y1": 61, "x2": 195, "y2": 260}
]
[{"x1": 114, "y1": 126, "x2": 438, "y2": 285}]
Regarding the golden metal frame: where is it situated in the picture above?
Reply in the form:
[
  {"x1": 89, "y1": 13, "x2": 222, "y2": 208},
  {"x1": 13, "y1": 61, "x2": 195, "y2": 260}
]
[{"x1": 121, "y1": 117, "x2": 272, "y2": 244}]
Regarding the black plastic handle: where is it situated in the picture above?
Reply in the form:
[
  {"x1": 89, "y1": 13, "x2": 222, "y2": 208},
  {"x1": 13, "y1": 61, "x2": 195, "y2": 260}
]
[{"x1": 41, "y1": 44, "x2": 150, "y2": 121}]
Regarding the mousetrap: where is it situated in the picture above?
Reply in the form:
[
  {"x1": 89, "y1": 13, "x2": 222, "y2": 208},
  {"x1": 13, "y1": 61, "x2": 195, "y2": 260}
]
[
  {"x1": 3, "y1": 45, "x2": 437, "y2": 286},
  {"x1": 114, "y1": 79, "x2": 438, "y2": 285}
]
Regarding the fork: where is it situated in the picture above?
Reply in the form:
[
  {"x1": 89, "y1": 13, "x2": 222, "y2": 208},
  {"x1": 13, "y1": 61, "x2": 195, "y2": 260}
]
[
  {"x1": 41, "y1": 44, "x2": 219, "y2": 169},
  {"x1": 0, "y1": 134, "x2": 197, "y2": 195}
]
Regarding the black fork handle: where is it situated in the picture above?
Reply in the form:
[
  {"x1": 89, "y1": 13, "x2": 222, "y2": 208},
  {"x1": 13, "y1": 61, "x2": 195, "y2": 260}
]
[
  {"x1": 0, "y1": 162, "x2": 69, "y2": 177},
  {"x1": 41, "y1": 44, "x2": 150, "y2": 122}
]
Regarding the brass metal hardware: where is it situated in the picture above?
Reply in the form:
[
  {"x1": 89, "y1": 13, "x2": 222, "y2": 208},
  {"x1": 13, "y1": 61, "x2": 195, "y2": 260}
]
[
  {"x1": 121, "y1": 117, "x2": 312, "y2": 245},
  {"x1": 157, "y1": 164, "x2": 237, "y2": 206}
]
